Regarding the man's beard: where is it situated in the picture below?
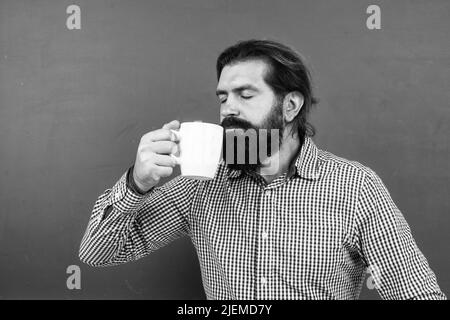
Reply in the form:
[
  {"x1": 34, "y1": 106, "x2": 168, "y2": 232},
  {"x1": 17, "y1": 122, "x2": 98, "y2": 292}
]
[{"x1": 221, "y1": 99, "x2": 284, "y2": 173}]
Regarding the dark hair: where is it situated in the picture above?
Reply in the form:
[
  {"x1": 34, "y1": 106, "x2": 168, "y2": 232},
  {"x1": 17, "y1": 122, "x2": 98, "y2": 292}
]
[{"x1": 216, "y1": 39, "x2": 318, "y2": 140}]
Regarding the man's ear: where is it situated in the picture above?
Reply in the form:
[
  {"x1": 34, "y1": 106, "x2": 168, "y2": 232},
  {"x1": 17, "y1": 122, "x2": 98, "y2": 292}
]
[{"x1": 283, "y1": 91, "x2": 304, "y2": 122}]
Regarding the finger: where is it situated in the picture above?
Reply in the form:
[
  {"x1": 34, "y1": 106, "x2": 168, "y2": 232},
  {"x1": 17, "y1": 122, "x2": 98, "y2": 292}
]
[
  {"x1": 152, "y1": 154, "x2": 177, "y2": 167},
  {"x1": 144, "y1": 140, "x2": 177, "y2": 154},
  {"x1": 142, "y1": 128, "x2": 174, "y2": 143},
  {"x1": 169, "y1": 129, "x2": 180, "y2": 142},
  {"x1": 162, "y1": 121, "x2": 181, "y2": 142},
  {"x1": 171, "y1": 143, "x2": 179, "y2": 156},
  {"x1": 153, "y1": 165, "x2": 174, "y2": 178},
  {"x1": 138, "y1": 150, "x2": 177, "y2": 166},
  {"x1": 162, "y1": 120, "x2": 180, "y2": 130}
]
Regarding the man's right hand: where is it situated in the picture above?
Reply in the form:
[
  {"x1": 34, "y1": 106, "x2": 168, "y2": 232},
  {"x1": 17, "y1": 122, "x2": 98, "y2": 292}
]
[{"x1": 132, "y1": 120, "x2": 180, "y2": 193}]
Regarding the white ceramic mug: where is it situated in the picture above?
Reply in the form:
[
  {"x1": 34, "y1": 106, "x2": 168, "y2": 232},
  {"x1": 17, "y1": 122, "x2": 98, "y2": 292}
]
[{"x1": 170, "y1": 121, "x2": 223, "y2": 180}]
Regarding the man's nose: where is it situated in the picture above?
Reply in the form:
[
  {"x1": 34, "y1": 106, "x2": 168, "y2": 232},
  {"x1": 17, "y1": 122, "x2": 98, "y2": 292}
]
[{"x1": 220, "y1": 100, "x2": 240, "y2": 118}]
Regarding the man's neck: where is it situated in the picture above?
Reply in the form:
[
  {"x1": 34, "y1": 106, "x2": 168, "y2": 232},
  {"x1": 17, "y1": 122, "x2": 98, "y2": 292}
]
[{"x1": 257, "y1": 132, "x2": 302, "y2": 184}]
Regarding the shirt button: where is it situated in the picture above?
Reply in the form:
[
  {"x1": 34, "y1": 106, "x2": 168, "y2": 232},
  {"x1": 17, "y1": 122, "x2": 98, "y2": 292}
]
[
  {"x1": 261, "y1": 277, "x2": 268, "y2": 285},
  {"x1": 262, "y1": 232, "x2": 268, "y2": 240}
]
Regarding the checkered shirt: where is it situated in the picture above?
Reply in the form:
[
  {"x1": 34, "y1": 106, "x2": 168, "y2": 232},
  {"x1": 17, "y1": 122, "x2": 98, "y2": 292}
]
[{"x1": 79, "y1": 137, "x2": 446, "y2": 300}]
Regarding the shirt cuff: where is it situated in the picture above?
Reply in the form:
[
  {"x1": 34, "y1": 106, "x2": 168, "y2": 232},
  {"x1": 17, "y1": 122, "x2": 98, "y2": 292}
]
[
  {"x1": 108, "y1": 167, "x2": 147, "y2": 215},
  {"x1": 127, "y1": 165, "x2": 153, "y2": 196}
]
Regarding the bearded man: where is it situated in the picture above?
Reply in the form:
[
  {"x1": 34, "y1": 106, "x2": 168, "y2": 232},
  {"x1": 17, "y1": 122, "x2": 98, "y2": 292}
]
[{"x1": 79, "y1": 39, "x2": 446, "y2": 300}]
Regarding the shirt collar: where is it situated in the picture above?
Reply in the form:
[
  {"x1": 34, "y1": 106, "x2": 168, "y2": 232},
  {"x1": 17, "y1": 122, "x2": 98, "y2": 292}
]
[
  {"x1": 291, "y1": 136, "x2": 320, "y2": 180},
  {"x1": 225, "y1": 136, "x2": 320, "y2": 181}
]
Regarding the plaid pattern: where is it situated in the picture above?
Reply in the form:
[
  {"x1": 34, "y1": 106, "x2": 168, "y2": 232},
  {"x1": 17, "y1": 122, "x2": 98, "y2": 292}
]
[{"x1": 79, "y1": 137, "x2": 446, "y2": 300}]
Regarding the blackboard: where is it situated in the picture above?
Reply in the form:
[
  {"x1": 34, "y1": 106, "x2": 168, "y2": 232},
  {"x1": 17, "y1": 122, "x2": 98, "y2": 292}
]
[{"x1": 0, "y1": 0, "x2": 448, "y2": 299}]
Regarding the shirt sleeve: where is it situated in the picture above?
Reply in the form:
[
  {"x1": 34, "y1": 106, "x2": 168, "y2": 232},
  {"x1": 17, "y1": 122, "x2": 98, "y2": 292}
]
[
  {"x1": 78, "y1": 168, "x2": 200, "y2": 267},
  {"x1": 354, "y1": 169, "x2": 447, "y2": 300}
]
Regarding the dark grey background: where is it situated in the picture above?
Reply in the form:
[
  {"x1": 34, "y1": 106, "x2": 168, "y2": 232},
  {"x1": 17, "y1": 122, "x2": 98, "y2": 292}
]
[{"x1": 0, "y1": 0, "x2": 448, "y2": 299}]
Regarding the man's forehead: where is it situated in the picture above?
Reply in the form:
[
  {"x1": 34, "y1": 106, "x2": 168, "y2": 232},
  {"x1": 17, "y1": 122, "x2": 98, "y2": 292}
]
[{"x1": 217, "y1": 60, "x2": 268, "y2": 90}]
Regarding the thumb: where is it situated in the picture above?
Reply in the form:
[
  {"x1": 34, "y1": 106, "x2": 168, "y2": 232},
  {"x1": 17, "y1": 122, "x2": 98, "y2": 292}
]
[{"x1": 162, "y1": 120, "x2": 181, "y2": 130}]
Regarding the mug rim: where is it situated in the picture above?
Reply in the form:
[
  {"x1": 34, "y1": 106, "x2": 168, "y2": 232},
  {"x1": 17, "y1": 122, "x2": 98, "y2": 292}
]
[{"x1": 180, "y1": 121, "x2": 222, "y2": 129}]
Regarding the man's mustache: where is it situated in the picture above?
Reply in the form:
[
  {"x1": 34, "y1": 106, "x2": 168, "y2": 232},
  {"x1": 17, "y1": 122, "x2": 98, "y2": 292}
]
[{"x1": 220, "y1": 117, "x2": 254, "y2": 130}]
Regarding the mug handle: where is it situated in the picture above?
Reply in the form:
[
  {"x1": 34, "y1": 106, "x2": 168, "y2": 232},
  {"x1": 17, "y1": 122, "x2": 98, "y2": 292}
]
[{"x1": 169, "y1": 129, "x2": 182, "y2": 166}]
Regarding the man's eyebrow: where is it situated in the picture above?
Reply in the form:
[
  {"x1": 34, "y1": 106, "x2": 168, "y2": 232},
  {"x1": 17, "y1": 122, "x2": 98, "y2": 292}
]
[{"x1": 215, "y1": 85, "x2": 259, "y2": 96}]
